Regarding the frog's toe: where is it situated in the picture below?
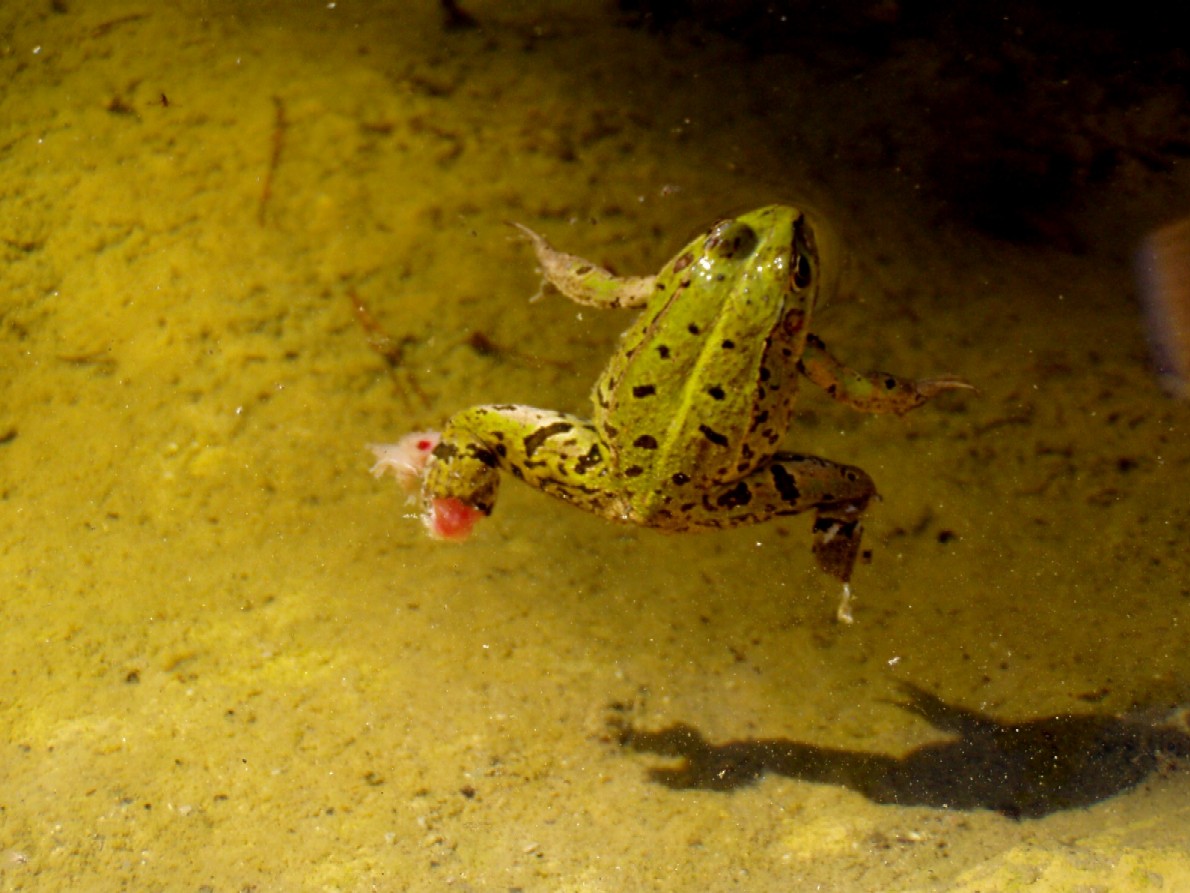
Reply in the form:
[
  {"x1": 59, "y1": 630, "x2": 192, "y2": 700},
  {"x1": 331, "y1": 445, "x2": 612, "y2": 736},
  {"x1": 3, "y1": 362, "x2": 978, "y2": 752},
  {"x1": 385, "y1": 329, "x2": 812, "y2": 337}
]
[
  {"x1": 508, "y1": 220, "x2": 541, "y2": 240},
  {"x1": 508, "y1": 221, "x2": 551, "y2": 257},
  {"x1": 915, "y1": 375, "x2": 978, "y2": 398}
]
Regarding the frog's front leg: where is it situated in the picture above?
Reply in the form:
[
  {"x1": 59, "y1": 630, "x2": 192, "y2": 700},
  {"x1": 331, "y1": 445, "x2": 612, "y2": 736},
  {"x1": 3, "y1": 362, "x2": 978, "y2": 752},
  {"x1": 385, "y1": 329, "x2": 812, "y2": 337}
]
[
  {"x1": 798, "y1": 333, "x2": 974, "y2": 416},
  {"x1": 398, "y1": 405, "x2": 627, "y2": 539},
  {"x1": 513, "y1": 223, "x2": 656, "y2": 309}
]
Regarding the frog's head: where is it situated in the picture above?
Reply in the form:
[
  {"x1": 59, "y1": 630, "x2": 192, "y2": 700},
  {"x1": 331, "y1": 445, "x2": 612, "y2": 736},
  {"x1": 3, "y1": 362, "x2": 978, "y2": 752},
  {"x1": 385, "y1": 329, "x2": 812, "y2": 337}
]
[{"x1": 704, "y1": 205, "x2": 843, "y2": 321}]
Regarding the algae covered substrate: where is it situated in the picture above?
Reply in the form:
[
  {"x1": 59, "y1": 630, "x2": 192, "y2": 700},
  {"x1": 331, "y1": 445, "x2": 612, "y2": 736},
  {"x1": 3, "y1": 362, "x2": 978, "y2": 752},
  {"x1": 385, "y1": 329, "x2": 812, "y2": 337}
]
[{"x1": 2, "y1": 2, "x2": 1188, "y2": 890}]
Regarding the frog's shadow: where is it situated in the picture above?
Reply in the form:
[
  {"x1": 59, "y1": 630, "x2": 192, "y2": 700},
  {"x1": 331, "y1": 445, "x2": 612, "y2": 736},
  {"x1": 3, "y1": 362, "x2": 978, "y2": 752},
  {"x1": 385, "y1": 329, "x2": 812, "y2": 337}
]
[{"x1": 608, "y1": 683, "x2": 1190, "y2": 819}]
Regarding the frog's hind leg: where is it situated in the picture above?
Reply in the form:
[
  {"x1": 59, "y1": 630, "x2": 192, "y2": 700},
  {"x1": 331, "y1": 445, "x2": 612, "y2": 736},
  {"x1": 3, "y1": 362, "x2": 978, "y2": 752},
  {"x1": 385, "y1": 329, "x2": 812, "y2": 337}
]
[
  {"x1": 422, "y1": 404, "x2": 622, "y2": 537},
  {"x1": 678, "y1": 452, "x2": 876, "y2": 614}
]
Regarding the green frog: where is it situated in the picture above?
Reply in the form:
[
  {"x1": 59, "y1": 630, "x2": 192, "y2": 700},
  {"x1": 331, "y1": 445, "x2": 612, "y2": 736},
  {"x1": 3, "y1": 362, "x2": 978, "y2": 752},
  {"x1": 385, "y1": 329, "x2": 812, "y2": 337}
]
[{"x1": 370, "y1": 206, "x2": 970, "y2": 618}]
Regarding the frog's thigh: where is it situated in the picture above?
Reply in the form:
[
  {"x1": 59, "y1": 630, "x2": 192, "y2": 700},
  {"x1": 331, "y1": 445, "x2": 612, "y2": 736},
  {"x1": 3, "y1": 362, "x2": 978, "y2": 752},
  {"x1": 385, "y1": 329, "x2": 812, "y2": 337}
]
[
  {"x1": 685, "y1": 453, "x2": 876, "y2": 583},
  {"x1": 426, "y1": 404, "x2": 620, "y2": 517}
]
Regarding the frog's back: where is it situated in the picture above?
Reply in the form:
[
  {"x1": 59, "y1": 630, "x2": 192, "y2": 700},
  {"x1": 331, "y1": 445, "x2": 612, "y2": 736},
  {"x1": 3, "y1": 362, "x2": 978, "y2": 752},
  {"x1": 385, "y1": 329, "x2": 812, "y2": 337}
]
[{"x1": 593, "y1": 206, "x2": 824, "y2": 520}]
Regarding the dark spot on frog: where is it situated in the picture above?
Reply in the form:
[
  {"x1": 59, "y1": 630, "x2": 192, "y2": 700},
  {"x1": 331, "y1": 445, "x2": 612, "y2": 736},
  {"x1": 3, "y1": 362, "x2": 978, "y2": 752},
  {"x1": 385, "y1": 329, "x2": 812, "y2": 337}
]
[
  {"x1": 562, "y1": 481, "x2": 606, "y2": 500},
  {"x1": 885, "y1": 377, "x2": 898, "y2": 390},
  {"x1": 716, "y1": 482, "x2": 752, "y2": 509},
  {"x1": 707, "y1": 386, "x2": 725, "y2": 400},
  {"x1": 672, "y1": 472, "x2": 691, "y2": 486},
  {"x1": 633, "y1": 434, "x2": 658, "y2": 449},
  {"x1": 632, "y1": 384, "x2": 656, "y2": 398},
  {"x1": 721, "y1": 339, "x2": 735, "y2": 350},
  {"x1": 699, "y1": 424, "x2": 729, "y2": 446},
  {"x1": 432, "y1": 442, "x2": 458, "y2": 460},
  {"x1": 604, "y1": 421, "x2": 619, "y2": 438},
  {"x1": 472, "y1": 447, "x2": 498, "y2": 468},
  {"x1": 770, "y1": 464, "x2": 801, "y2": 503},
  {"x1": 624, "y1": 465, "x2": 644, "y2": 478},
  {"x1": 657, "y1": 344, "x2": 671, "y2": 359},
  {"x1": 672, "y1": 251, "x2": 694, "y2": 273},
  {"x1": 937, "y1": 529, "x2": 958, "y2": 544},
  {"x1": 759, "y1": 367, "x2": 771, "y2": 381},
  {"x1": 574, "y1": 444, "x2": 603, "y2": 474},
  {"x1": 511, "y1": 466, "x2": 524, "y2": 480},
  {"x1": 495, "y1": 443, "x2": 507, "y2": 458},
  {"x1": 524, "y1": 421, "x2": 574, "y2": 457},
  {"x1": 806, "y1": 334, "x2": 826, "y2": 350},
  {"x1": 706, "y1": 221, "x2": 758, "y2": 259},
  {"x1": 687, "y1": 323, "x2": 700, "y2": 335}
]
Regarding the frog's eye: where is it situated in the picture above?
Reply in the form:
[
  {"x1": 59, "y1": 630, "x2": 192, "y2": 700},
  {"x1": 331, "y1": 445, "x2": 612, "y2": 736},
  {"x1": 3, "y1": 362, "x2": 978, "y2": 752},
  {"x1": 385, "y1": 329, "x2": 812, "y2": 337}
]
[
  {"x1": 705, "y1": 221, "x2": 758, "y2": 261},
  {"x1": 791, "y1": 215, "x2": 816, "y2": 289},
  {"x1": 792, "y1": 251, "x2": 814, "y2": 289}
]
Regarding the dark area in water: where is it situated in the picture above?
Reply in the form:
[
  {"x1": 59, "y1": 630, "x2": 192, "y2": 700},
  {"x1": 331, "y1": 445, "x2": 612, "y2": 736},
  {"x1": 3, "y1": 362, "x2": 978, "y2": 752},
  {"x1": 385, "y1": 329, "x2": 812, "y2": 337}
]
[{"x1": 616, "y1": 0, "x2": 1190, "y2": 246}]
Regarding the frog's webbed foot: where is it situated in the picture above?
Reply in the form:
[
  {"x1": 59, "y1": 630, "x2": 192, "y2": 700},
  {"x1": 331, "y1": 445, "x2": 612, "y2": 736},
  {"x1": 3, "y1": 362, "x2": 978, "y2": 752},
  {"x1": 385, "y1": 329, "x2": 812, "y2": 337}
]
[
  {"x1": 811, "y1": 505, "x2": 868, "y2": 624},
  {"x1": 509, "y1": 221, "x2": 656, "y2": 309},
  {"x1": 508, "y1": 223, "x2": 554, "y2": 302}
]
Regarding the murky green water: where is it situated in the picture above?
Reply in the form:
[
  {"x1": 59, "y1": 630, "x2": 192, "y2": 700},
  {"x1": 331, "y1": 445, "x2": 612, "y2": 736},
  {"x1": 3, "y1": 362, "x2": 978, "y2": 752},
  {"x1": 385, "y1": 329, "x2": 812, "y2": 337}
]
[{"x1": 2, "y1": 2, "x2": 1188, "y2": 890}]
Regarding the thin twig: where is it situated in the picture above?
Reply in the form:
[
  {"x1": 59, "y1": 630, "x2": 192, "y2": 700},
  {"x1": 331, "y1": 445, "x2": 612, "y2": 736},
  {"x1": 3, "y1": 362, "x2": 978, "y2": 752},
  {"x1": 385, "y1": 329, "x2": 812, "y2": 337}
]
[
  {"x1": 258, "y1": 96, "x2": 287, "y2": 226},
  {"x1": 346, "y1": 289, "x2": 432, "y2": 410},
  {"x1": 348, "y1": 289, "x2": 411, "y2": 366}
]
